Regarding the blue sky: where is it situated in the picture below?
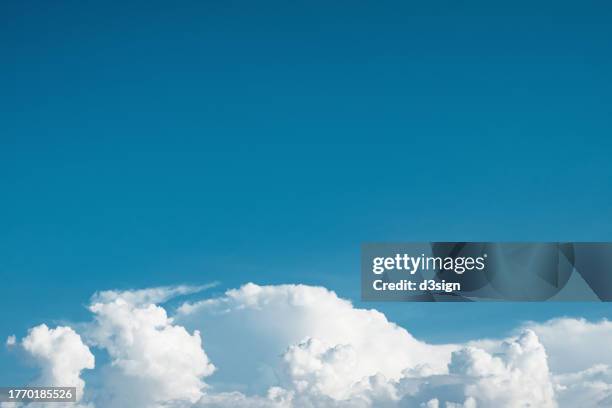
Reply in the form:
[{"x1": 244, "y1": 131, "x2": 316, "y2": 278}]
[{"x1": 1, "y1": 0, "x2": 612, "y2": 385}]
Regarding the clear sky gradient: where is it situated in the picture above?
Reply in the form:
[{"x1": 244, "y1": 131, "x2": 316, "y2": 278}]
[{"x1": 1, "y1": 0, "x2": 611, "y2": 384}]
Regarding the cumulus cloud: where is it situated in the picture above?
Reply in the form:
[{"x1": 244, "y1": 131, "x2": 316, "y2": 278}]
[
  {"x1": 275, "y1": 338, "x2": 400, "y2": 407},
  {"x1": 176, "y1": 283, "x2": 456, "y2": 398},
  {"x1": 8, "y1": 283, "x2": 612, "y2": 407},
  {"x1": 21, "y1": 324, "x2": 94, "y2": 401},
  {"x1": 524, "y1": 318, "x2": 612, "y2": 408},
  {"x1": 85, "y1": 286, "x2": 216, "y2": 408},
  {"x1": 447, "y1": 330, "x2": 555, "y2": 407},
  {"x1": 525, "y1": 318, "x2": 612, "y2": 374},
  {"x1": 464, "y1": 317, "x2": 612, "y2": 407},
  {"x1": 554, "y1": 364, "x2": 612, "y2": 407}
]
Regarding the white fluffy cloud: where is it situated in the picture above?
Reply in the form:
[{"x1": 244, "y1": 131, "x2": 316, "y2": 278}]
[
  {"x1": 174, "y1": 284, "x2": 561, "y2": 407},
  {"x1": 21, "y1": 324, "x2": 94, "y2": 401},
  {"x1": 464, "y1": 318, "x2": 612, "y2": 407},
  {"x1": 446, "y1": 330, "x2": 556, "y2": 407},
  {"x1": 524, "y1": 319, "x2": 612, "y2": 407},
  {"x1": 8, "y1": 283, "x2": 612, "y2": 408},
  {"x1": 554, "y1": 364, "x2": 612, "y2": 407},
  {"x1": 85, "y1": 287, "x2": 216, "y2": 408},
  {"x1": 526, "y1": 318, "x2": 612, "y2": 374},
  {"x1": 176, "y1": 283, "x2": 456, "y2": 399}
]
